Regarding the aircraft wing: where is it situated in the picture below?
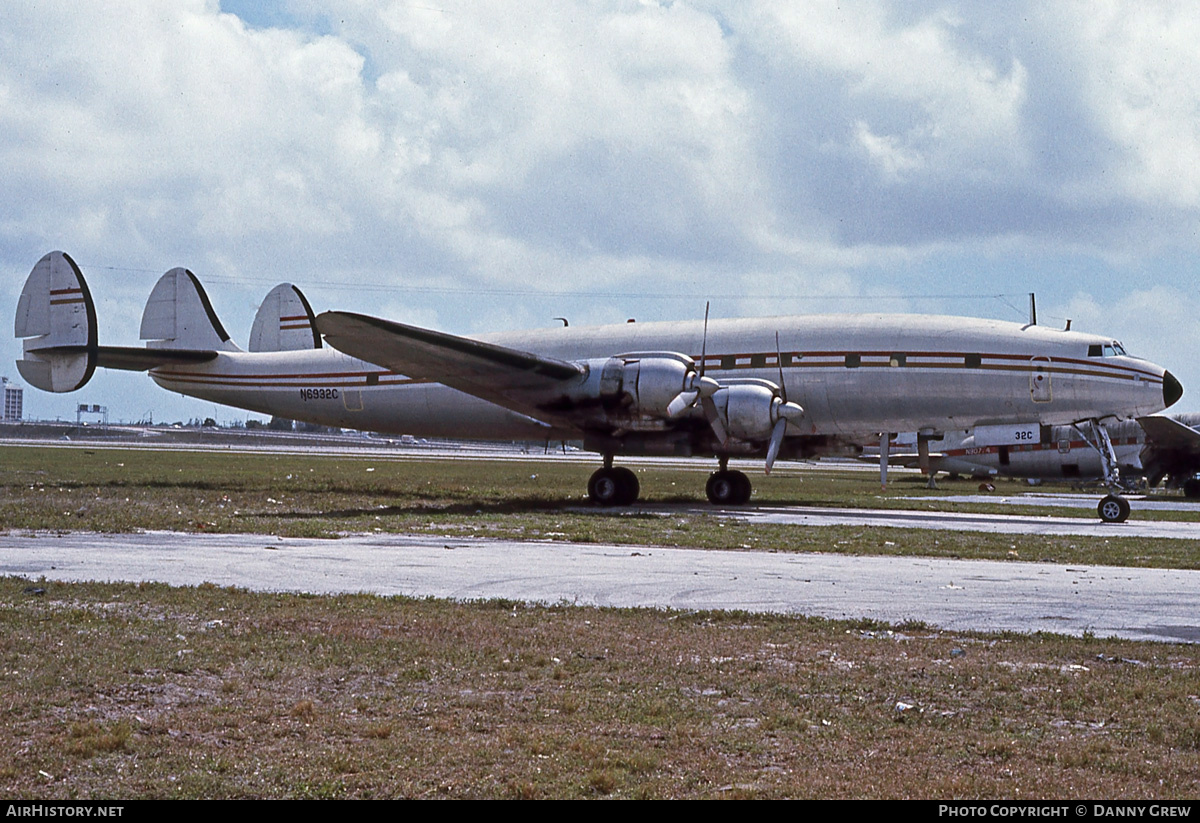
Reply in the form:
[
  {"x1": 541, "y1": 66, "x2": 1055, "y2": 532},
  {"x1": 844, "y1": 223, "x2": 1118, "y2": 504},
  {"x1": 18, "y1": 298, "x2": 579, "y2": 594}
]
[
  {"x1": 315, "y1": 311, "x2": 585, "y2": 424},
  {"x1": 1137, "y1": 415, "x2": 1200, "y2": 455}
]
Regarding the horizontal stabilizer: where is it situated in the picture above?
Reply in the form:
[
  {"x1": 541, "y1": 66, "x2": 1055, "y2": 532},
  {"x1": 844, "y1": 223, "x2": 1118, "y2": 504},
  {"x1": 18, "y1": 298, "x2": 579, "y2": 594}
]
[
  {"x1": 140, "y1": 268, "x2": 240, "y2": 352},
  {"x1": 22, "y1": 345, "x2": 218, "y2": 372},
  {"x1": 14, "y1": 251, "x2": 98, "y2": 392},
  {"x1": 96, "y1": 346, "x2": 218, "y2": 370},
  {"x1": 250, "y1": 283, "x2": 321, "y2": 352}
]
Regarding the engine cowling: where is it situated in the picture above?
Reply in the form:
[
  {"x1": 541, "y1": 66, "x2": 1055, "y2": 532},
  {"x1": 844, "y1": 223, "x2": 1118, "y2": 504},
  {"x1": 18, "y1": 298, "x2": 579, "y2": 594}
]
[
  {"x1": 715, "y1": 382, "x2": 779, "y2": 441},
  {"x1": 566, "y1": 352, "x2": 717, "y2": 428},
  {"x1": 709, "y1": 379, "x2": 806, "y2": 472}
]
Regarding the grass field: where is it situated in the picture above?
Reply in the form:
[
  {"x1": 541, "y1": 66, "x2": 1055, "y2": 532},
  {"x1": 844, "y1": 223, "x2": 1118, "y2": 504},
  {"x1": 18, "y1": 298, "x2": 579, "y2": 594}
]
[
  {"x1": 3, "y1": 444, "x2": 1199, "y2": 569},
  {"x1": 3, "y1": 578, "x2": 1199, "y2": 799},
  {"x1": 2, "y1": 444, "x2": 1199, "y2": 798}
]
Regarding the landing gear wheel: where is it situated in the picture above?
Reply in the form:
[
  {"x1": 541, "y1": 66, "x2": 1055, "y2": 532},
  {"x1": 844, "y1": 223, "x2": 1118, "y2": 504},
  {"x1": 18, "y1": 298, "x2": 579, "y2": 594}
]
[
  {"x1": 612, "y1": 467, "x2": 639, "y2": 505},
  {"x1": 1097, "y1": 494, "x2": 1130, "y2": 523},
  {"x1": 706, "y1": 470, "x2": 752, "y2": 505},
  {"x1": 588, "y1": 467, "x2": 639, "y2": 506},
  {"x1": 1183, "y1": 478, "x2": 1200, "y2": 499}
]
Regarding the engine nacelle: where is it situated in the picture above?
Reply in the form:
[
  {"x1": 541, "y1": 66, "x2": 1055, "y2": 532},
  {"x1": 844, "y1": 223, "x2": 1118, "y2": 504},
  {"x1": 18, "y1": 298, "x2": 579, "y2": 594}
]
[
  {"x1": 623, "y1": 355, "x2": 693, "y2": 418},
  {"x1": 565, "y1": 352, "x2": 707, "y2": 428},
  {"x1": 714, "y1": 381, "x2": 780, "y2": 441}
]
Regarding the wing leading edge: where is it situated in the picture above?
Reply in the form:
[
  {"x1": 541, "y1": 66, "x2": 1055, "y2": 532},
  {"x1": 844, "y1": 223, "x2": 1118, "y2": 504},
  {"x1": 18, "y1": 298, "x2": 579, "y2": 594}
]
[{"x1": 315, "y1": 310, "x2": 585, "y2": 424}]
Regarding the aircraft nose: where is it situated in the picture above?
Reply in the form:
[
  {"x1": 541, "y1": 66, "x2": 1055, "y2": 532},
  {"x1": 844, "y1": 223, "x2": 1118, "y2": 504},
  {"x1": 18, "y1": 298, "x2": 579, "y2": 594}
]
[{"x1": 1163, "y1": 370, "x2": 1183, "y2": 408}]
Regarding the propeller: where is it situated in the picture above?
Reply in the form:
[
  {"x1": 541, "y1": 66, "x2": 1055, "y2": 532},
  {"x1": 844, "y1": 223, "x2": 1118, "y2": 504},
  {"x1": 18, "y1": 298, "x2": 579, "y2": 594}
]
[
  {"x1": 702, "y1": 392, "x2": 728, "y2": 446},
  {"x1": 765, "y1": 397, "x2": 805, "y2": 473},
  {"x1": 666, "y1": 302, "x2": 720, "y2": 420},
  {"x1": 665, "y1": 372, "x2": 719, "y2": 417},
  {"x1": 765, "y1": 331, "x2": 804, "y2": 473}
]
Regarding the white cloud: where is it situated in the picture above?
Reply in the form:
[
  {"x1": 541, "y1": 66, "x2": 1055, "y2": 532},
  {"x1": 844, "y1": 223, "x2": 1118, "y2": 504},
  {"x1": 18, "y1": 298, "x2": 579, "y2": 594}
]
[
  {"x1": 4, "y1": 0, "x2": 1200, "y2": 420},
  {"x1": 1043, "y1": 1, "x2": 1200, "y2": 208}
]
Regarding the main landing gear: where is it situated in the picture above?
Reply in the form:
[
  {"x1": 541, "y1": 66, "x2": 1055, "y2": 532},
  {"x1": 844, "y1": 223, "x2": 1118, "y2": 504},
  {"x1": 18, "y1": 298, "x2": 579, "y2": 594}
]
[
  {"x1": 587, "y1": 466, "x2": 640, "y2": 506},
  {"x1": 586, "y1": 456, "x2": 754, "y2": 507},
  {"x1": 705, "y1": 469, "x2": 751, "y2": 505}
]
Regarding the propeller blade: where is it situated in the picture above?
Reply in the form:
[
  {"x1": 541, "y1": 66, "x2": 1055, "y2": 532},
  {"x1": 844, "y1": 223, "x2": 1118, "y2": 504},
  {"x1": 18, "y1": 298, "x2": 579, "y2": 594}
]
[
  {"x1": 666, "y1": 389, "x2": 699, "y2": 417},
  {"x1": 701, "y1": 394, "x2": 727, "y2": 446},
  {"x1": 775, "y1": 331, "x2": 787, "y2": 404},
  {"x1": 765, "y1": 417, "x2": 787, "y2": 473}
]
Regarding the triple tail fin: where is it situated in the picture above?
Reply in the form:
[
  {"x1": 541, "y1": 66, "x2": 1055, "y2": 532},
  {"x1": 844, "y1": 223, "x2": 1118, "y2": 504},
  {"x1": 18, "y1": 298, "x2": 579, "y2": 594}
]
[
  {"x1": 249, "y1": 283, "x2": 321, "y2": 352},
  {"x1": 140, "y1": 268, "x2": 241, "y2": 352},
  {"x1": 14, "y1": 252, "x2": 224, "y2": 393},
  {"x1": 14, "y1": 251, "x2": 98, "y2": 392}
]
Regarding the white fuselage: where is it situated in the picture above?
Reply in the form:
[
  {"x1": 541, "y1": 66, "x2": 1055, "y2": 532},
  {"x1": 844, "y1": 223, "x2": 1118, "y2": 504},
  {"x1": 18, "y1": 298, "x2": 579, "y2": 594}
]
[
  {"x1": 926, "y1": 413, "x2": 1200, "y2": 481},
  {"x1": 147, "y1": 313, "x2": 1173, "y2": 453}
]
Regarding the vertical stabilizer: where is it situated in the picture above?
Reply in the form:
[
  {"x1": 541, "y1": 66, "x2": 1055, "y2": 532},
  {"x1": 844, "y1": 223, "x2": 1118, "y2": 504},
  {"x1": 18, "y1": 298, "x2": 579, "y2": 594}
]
[
  {"x1": 140, "y1": 268, "x2": 241, "y2": 351},
  {"x1": 14, "y1": 251, "x2": 98, "y2": 392},
  {"x1": 249, "y1": 283, "x2": 321, "y2": 352}
]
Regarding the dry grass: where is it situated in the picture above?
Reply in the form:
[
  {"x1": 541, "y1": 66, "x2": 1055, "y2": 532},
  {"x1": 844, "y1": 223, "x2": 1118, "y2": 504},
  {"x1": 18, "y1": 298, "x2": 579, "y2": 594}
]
[
  {"x1": 3, "y1": 444, "x2": 1199, "y2": 798},
  {"x1": 2, "y1": 445, "x2": 1198, "y2": 569},
  {"x1": 1, "y1": 578, "x2": 1198, "y2": 799}
]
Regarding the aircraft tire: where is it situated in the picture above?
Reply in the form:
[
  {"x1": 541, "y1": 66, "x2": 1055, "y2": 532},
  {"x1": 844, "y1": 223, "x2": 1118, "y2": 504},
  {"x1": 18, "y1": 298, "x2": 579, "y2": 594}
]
[
  {"x1": 588, "y1": 467, "x2": 639, "y2": 506},
  {"x1": 707, "y1": 470, "x2": 752, "y2": 506},
  {"x1": 1097, "y1": 494, "x2": 1131, "y2": 524},
  {"x1": 731, "y1": 470, "x2": 752, "y2": 504},
  {"x1": 1183, "y1": 478, "x2": 1200, "y2": 499},
  {"x1": 613, "y1": 467, "x2": 640, "y2": 505}
]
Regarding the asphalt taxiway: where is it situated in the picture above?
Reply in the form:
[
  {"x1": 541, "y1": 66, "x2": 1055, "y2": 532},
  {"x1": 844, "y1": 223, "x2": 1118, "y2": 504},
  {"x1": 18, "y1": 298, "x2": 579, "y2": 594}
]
[
  {"x1": 5, "y1": 527, "x2": 1199, "y2": 643},
  {"x1": 712, "y1": 501, "x2": 1200, "y2": 538}
]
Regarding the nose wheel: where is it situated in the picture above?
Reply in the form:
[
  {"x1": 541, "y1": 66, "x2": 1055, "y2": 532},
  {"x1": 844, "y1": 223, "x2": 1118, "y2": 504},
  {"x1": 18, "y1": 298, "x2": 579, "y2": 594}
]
[
  {"x1": 706, "y1": 470, "x2": 752, "y2": 505},
  {"x1": 1097, "y1": 494, "x2": 1130, "y2": 523},
  {"x1": 588, "y1": 467, "x2": 640, "y2": 506},
  {"x1": 1099, "y1": 494, "x2": 1128, "y2": 525}
]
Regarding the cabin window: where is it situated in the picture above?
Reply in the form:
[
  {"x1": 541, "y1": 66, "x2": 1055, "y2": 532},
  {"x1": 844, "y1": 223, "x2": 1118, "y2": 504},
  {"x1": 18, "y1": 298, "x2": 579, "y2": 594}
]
[
  {"x1": 889, "y1": 353, "x2": 906, "y2": 367},
  {"x1": 964, "y1": 353, "x2": 981, "y2": 369},
  {"x1": 720, "y1": 355, "x2": 736, "y2": 371},
  {"x1": 845, "y1": 353, "x2": 861, "y2": 368},
  {"x1": 366, "y1": 373, "x2": 380, "y2": 386},
  {"x1": 750, "y1": 354, "x2": 767, "y2": 368}
]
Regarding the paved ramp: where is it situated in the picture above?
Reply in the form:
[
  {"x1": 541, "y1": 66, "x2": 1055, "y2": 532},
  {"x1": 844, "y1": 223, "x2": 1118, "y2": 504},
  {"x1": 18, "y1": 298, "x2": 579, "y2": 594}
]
[{"x1": 4, "y1": 530, "x2": 1199, "y2": 643}]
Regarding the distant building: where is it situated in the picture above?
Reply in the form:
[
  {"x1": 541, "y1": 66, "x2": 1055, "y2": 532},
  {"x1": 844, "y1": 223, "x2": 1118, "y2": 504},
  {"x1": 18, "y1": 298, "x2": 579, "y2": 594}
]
[{"x1": 2, "y1": 377, "x2": 22, "y2": 421}]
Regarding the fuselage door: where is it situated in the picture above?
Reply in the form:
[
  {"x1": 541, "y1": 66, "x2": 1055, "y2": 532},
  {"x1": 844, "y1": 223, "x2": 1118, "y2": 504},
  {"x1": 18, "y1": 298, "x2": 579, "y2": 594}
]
[{"x1": 1030, "y1": 356, "x2": 1052, "y2": 403}]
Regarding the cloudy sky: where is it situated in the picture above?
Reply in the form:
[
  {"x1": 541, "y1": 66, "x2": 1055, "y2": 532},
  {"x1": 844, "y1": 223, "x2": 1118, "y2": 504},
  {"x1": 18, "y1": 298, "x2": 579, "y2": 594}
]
[{"x1": 3, "y1": 0, "x2": 1199, "y2": 423}]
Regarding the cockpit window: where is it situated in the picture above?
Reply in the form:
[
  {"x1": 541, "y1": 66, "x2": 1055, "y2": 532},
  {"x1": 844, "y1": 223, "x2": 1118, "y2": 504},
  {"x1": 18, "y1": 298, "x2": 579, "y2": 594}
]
[{"x1": 1088, "y1": 342, "x2": 1127, "y2": 357}]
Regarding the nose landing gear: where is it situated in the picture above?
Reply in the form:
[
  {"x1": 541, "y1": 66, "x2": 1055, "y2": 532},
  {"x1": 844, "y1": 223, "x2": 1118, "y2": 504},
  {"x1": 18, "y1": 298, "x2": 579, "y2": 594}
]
[
  {"x1": 1097, "y1": 493, "x2": 1131, "y2": 523},
  {"x1": 1076, "y1": 420, "x2": 1131, "y2": 523}
]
